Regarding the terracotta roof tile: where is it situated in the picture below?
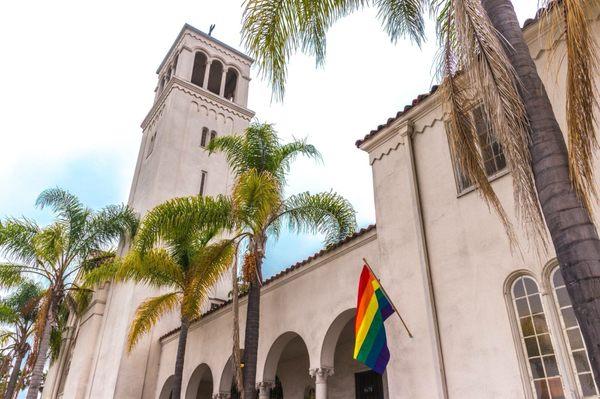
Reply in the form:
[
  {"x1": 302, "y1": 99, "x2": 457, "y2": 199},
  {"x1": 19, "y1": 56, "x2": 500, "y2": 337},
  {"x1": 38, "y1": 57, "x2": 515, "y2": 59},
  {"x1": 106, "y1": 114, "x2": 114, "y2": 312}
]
[
  {"x1": 355, "y1": 85, "x2": 438, "y2": 148},
  {"x1": 159, "y1": 224, "x2": 376, "y2": 341},
  {"x1": 355, "y1": 2, "x2": 557, "y2": 149}
]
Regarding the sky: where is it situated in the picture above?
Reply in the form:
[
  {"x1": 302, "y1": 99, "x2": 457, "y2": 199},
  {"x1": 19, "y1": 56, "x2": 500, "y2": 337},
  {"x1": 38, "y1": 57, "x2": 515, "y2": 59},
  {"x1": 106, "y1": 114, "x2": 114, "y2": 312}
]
[{"x1": 0, "y1": 0, "x2": 541, "y2": 277}]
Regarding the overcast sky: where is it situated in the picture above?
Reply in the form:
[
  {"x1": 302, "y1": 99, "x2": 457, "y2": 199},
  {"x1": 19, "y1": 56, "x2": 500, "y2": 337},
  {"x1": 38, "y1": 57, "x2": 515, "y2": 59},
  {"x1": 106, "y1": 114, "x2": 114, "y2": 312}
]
[{"x1": 0, "y1": 0, "x2": 540, "y2": 276}]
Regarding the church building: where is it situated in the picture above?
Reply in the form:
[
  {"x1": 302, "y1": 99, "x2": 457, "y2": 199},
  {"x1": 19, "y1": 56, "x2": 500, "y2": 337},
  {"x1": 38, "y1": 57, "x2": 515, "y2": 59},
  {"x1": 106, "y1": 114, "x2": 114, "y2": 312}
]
[{"x1": 43, "y1": 3, "x2": 600, "y2": 398}]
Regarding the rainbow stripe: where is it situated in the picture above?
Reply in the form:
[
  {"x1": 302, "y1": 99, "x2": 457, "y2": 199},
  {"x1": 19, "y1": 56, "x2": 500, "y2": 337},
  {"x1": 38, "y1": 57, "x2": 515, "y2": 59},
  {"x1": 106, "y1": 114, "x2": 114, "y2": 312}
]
[{"x1": 353, "y1": 265, "x2": 394, "y2": 374}]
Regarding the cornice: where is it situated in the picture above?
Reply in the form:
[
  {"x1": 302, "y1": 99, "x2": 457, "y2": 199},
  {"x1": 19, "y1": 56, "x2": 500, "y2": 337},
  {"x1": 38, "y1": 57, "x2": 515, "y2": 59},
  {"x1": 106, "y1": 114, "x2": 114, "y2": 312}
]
[
  {"x1": 361, "y1": 100, "x2": 444, "y2": 164},
  {"x1": 157, "y1": 24, "x2": 253, "y2": 75},
  {"x1": 141, "y1": 77, "x2": 255, "y2": 129}
]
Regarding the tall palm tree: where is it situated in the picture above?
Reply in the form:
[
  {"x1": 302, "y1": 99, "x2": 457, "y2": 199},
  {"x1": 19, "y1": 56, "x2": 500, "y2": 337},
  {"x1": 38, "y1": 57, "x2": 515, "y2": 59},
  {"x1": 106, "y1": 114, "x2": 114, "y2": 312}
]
[
  {"x1": 0, "y1": 281, "x2": 43, "y2": 399},
  {"x1": 240, "y1": 0, "x2": 600, "y2": 386},
  {"x1": 207, "y1": 122, "x2": 357, "y2": 397},
  {"x1": 0, "y1": 188, "x2": 138, "y2": 399},
  {"x1": 84, "y1": 195, "x2": 236, "y2": 399}
]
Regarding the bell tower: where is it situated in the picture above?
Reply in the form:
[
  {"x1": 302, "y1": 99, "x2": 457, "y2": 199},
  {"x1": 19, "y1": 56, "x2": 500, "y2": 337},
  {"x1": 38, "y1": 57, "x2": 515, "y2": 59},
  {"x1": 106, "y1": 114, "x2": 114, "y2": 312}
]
[
  {"x1": 128, "y1": 23, "x2": 254, "y2": 214},
  {"x1": 44, "y1": 25, "x2": 255, "y2": 399}
]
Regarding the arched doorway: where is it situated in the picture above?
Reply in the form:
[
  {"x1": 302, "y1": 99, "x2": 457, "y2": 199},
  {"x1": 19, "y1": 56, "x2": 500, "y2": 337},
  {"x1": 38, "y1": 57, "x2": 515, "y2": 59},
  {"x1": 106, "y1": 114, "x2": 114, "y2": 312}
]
[
  {"x1": 185, "y1": 363, "x2": 213, "y2": 399},
  {"x1": 218, "y1": 352, "x2": 246, "y2": 399},
  {"x1": 159, "y1": 375, "x2": 174, "y2": 399},
  {"x1": 321, "y1": 309, "x2": 389, "y2": 399},
  {"x1": 263, "y1": 332, "x2": 313, "y2": 398}
]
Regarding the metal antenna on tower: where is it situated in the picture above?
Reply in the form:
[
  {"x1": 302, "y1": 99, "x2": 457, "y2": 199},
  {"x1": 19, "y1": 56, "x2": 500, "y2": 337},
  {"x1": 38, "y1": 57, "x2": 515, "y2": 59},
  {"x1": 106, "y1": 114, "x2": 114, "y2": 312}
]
[{"x1": 208, "y1": 24, "x2": 215, "y2": 36}]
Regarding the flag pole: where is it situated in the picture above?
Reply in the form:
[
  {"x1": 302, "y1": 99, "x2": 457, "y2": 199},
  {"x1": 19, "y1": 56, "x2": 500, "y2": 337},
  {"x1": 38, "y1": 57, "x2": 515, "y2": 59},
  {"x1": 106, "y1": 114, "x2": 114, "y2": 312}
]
[{"x1": 362, "y1": 257, "x2": 413, "y2": 338}]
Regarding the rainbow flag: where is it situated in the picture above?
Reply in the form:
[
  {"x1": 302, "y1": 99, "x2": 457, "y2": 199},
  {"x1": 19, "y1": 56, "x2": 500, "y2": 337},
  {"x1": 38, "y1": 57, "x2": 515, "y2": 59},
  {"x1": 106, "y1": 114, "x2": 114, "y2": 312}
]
[{"x1": 354, "y1": 265, "x2": 394, "y2": 374}]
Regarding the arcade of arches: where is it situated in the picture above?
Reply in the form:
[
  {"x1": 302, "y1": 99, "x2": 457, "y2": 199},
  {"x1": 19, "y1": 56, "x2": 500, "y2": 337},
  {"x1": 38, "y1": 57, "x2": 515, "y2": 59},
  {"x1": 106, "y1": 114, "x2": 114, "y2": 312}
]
[{"x1": 158, "y1": 309, "x2": 388, "y2": 399}]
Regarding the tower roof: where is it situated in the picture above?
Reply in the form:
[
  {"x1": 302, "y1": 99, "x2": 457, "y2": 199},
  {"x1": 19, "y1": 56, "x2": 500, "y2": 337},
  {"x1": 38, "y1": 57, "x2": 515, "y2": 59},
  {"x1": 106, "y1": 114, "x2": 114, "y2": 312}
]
[{"x1": 156, "y1": 23, "x2": 254, "y2": 74}]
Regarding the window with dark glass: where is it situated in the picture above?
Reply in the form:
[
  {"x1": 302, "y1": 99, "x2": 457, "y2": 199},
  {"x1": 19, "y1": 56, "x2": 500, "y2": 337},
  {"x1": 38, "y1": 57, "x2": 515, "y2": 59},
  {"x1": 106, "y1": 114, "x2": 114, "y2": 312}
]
[
  {"x1": 200, "y1": 127, "x2": 209, "y2": 148},
  {"x1": 199, "y1": 170, "x2": 207, "y2": 196},
  {"x1": 511, "y1": 276, "x2": 565, "y2": 399},
  {"x1": 550, "y1": 268, "x2": 599, "y2": 397},
  {"x1": 448, "y1": 105, "x2": 507, "y2": 193}
]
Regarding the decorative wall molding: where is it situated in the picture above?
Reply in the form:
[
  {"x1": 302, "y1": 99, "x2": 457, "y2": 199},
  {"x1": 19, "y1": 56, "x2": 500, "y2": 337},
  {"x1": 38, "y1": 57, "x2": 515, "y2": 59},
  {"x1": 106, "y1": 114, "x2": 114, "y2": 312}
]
[{"x1": 141, "y1": 77, "x2": 254, "y2": 129}]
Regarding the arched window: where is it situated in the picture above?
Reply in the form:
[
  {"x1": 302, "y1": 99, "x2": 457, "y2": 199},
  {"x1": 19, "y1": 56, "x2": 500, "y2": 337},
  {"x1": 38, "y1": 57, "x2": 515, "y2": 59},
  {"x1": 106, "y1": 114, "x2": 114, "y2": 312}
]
[
  {"x1": 146, "y1": 131, "x2": 158, "y2": 158},
  {"x1": 200, "y1": 127, "x2": 209, "y2": 148},
  {"x1": 224, "y1": 69, "x2": 238, "y2": 101},
  {"x1": 550, "y1": 267, "x2": 599, "y2": 397},
  {"x1": 191, "y1": 52, "x2": 208, "y2": 87},
  {"x1": 511, "y1": 275, "x2": 565, "y2": 398},
  {"x1": 207, "y1": 60, "x2": 223, "y2": 95},
  {"x1": 210, "y1": 130, "x2": 217, "y2": 142}
]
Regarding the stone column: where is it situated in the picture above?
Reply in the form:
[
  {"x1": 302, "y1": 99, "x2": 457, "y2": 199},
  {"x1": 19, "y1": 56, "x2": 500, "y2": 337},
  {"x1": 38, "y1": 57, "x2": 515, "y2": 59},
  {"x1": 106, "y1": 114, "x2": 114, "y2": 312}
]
[
  {"x1": 257, "y1": 381, "x2": 274, "y2": 399},
  {"x1": 219, "y1": 69, "x2": 228, "y2": 97},
  {"x1": 310, "y1": 368, "x2": 334, "y2": 399},
  {"x1": 203, "y1": 61, "x2": 211, "y2": 88}
]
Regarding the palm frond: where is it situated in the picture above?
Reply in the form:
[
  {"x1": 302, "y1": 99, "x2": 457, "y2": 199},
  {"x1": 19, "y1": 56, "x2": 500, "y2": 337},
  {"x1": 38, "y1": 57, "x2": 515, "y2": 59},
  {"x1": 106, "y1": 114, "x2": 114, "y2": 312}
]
[
  {"x1": 0, "y1": 218, "x2": 39, "y2": 265},
  {"x1": 0, "y1": 264, "x2": 26, "y2": 288},
  {"x1": 122, "y1": 250, "x2": 184, "y2": 289},
  {"x1": 435, "y1": 0, "x2": 546, "y2": 245},
  {"x1": 135, "y1": 195, "x2": 233, "y2": 255},
  {"x1": 241, "y1": 0, "x2": 362, "y2": 99},
  {"x1": 560, "y1": 0, "x2": 599, "y2": 212},
  {"x1": 32, "y1": 223, "x2": 67, "y2": 266},
  {"x1": 85, "y1": 204, "x2": 139, "y2": 249},
  {"x1": 36, "y1": 187, "x2": 91, "y2": 249},
  {"x1": 375, "y1": 0, "x2": 426, "y2": 46},
  {"x1": 183, "y1": 240, "x2": 235, "y2": 318},
  {"x1": 436, "y1": 5, "x2": 515, "y2": 245},
  {"x1": 274, "y1": 139, "x2": 322, "y2": 182},
  {"x1": 207, "y1": 134, "x2": 249, "y2": 175},
  {"x1": 127, "y1": 292, "x2": 180, "y2": 352},
  {"x1": 277, "y1": 191, "x2": 357, "y2": 246},
  {"x1": 233, "y1": 169, "x2": 282, "y2": 232}
]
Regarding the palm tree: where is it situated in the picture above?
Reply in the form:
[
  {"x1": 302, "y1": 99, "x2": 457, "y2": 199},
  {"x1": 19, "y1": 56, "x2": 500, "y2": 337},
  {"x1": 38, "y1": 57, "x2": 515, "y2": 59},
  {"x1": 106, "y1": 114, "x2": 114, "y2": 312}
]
[
  {"x1": 0, "y1": 188, "x2": 138, "y2": 399},
  {"x1": 240, "y1": 0, "x2": 600, "y2": 385},
  {"x1": 207, "y1": 122, "x2": 357, "y2": 397},
  {"x1": 0, "y1": 281, "x2": 43, "y2": 399},
  {"x1": 84, "y1": 195, "x2": 236, "y2": 399}
]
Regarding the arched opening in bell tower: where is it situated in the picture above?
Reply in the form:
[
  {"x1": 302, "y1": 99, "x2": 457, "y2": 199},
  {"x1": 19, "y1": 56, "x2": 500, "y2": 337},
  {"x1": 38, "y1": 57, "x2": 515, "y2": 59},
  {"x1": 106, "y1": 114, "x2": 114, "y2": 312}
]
[
  {"x1": 192, "y1": 52, "x2": 208, "y2": 87},
  {"x1": 207, "y1": 60, "x2": 223, "y2": 95},
  {"x1": 224, "y1": 69, "x2": 238, "y2": 102}
]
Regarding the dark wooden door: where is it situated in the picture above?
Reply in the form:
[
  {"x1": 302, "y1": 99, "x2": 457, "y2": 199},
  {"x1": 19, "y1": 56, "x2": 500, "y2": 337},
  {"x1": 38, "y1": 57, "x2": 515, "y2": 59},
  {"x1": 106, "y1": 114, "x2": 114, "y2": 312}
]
[{"x1": 354, "y1": 370, "x2": 384, "y2": 399}]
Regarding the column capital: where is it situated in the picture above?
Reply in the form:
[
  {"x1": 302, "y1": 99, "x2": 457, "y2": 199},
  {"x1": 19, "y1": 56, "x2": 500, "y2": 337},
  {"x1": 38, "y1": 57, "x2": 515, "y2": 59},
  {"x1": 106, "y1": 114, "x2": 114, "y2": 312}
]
[
  {"x1": 309, "y1": 367, "x2": 334, "y2": 381},
  {"x1": 212, "y1": 393, "x2": 231, "y2": 399},
  {"x1": 257, "y1": 380, "x2": 275, "y2": 390}
]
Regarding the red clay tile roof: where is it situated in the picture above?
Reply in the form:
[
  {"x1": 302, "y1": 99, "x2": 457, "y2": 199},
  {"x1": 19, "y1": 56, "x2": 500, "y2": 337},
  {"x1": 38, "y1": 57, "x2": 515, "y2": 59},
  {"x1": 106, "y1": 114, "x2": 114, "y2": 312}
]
[
  {"x1": 158, "y1": 224, "x2": 376, "y2": 341},
  {"x1": 355, "y1": 85, "x2": 439, "y2": 148},
  {"x1": 355, "y1": 2, "x2": 557, "y2": 149}
]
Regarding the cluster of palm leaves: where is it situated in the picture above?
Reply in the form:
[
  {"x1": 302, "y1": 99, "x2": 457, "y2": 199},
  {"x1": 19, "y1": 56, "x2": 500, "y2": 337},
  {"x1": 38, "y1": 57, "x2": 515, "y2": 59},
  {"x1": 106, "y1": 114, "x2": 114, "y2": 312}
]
[
  {"x1": 83, "y1": 123, "x2": 356, "y2": 399},
  {"x1": 0, "y1": 123, "x2": 356, "y2": 399},
  {"x1": 0, "y1": 189, "x2": 139, "y2": 399},
  {"x1": 0, "y1": 281, "x2": 43, "y2": 399}
]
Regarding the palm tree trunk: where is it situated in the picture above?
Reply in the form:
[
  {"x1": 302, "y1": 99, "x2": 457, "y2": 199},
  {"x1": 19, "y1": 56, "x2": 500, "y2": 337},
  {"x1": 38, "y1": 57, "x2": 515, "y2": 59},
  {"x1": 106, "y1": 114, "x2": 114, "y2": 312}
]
[
  {"x1": 481, "y1": 0, "x2": 600, "y2": 384},
  {"x1": 4, "y1": 348, "x2": 24, "y2": 399},
  {"x1": 232, "y1": 250, "x2": 244, "y2": 399},
  {"x1": 242, "y1": 241, "x2": 264, "y2": 399},
  {"x1": 26, "y1": 313, "x2": 52, "y2": 399},
  {"x1": 172, "y1": 317, "x2": 190, "y2": 399}
]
